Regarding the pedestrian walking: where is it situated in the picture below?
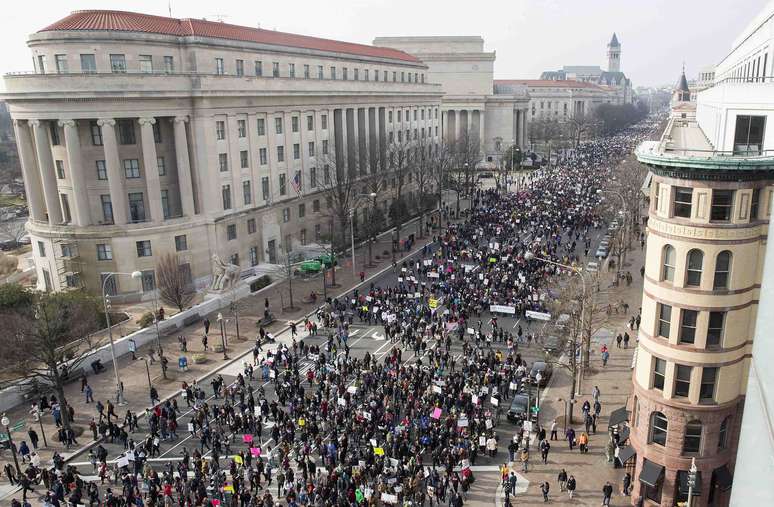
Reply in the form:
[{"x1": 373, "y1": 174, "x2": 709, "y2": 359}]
[
  {"x1": 550, "y1": 420, "x2": 558, "y2": 440},
  {"x1": 567, "y1": 475, "x2": 577, "y2": 499},
  {"x1": 520, "y1": 448, "x2": 529, "y2": 472},
  {"x1": 557, "y1": 469, "x2": 567, "y2": 492},
  {"x1": 603, "y1": 481, "x2": 613, "y2": 506},
  {"x1": 622, "y1": 472, "x2": 632, "y2": 496},
  {"x1": 541, "y1": 481, "x2": 550, "y2": 502}
]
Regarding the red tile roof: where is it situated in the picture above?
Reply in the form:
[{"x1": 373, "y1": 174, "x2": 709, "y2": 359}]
[
  {"x1": 495, "y1": 79, "x2": 604, "y2": 90},
  {"x1": 40, "y1": 10, "x2": 422, "y2": 64}
]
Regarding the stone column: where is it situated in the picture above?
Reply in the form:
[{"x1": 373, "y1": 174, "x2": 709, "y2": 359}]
[
  {"x1": 453, "y1": 111, "x2": 461, "y2": 145},
  {"x1": 522, "y1": 111, "x2": 528, "y2": 148},
  {"x1": 98, "y1": 119, "x2": 128, "y2": 225},
  {"x1": 59, "y1": 120, "x2": 91, "y2": 226},
  {"x1": 29, "y1": 120, "x2": 63, "y2": 224},
  {"x1": 478, "y1": 110, "x2": 485, "y2": 148},
  {"x1": 138, "y1": 117, "x2": 164, "y2": 222},
  {"x1": 13, "y1": 120, "x2": 46, "y2": 221},
  {"x1": 173, "y1": 116, "x2": 196, "y2": 217},
  {"x1": 466, "y1": 110, "x2": 472, "y2": 140}
]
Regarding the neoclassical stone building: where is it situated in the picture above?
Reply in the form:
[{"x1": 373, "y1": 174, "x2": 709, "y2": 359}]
[
  {"x1": 629, "y1": 72, "x2": 774, "y2": 504},
  {"x1": 373, "y1": 36, "x2": 530, "y2": 164},
  {"x1": 3, "y1": 10, "x2": 442, "y2": 295}
]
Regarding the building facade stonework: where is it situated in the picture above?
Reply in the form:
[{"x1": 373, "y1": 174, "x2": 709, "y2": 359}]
[{"x1": 2, "y1": 10, "x2": 443, "y2": 295}]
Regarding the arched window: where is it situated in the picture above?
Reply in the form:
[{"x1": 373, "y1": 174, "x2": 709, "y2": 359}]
[
  {"x1": 685, "y1": 249, "x2": 704, "y2": 287},
  {"x1": 683, "y1": 420, "x2": 703, "y2": 453},
  {"x1": 662, "y1": 245, "x2": 676, "y2": 282},
  {"x1": 718, "y1": 416, "x2": 731, "y2": 450},
  {"x1": 714, "y1": 251, "x2": 732, "y2": 289},
  {"x1": 649, "y1": 412, "x2": 668, "y2": 446}
]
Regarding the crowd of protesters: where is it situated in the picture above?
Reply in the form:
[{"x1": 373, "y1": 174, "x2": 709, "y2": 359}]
[{"x1": 4, "y1": 120, "x2": 659, "y2": 507}]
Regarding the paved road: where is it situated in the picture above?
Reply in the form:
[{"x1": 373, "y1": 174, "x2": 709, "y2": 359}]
[{"x1": 66, "y1": 211, "x2": 611, "y2": 477}]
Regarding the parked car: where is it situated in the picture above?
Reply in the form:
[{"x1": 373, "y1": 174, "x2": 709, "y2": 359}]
[
  {"x1": 0, "y1": 240, "x2": 19, "y2": 251},
  {"x1": 530, "y1": 361, "x2": 553, "y2": 387},
  {"x1": 542, "y1": 335, "x2": 563, "y2": 356},
  {"x1": 595, "y1": 246, "x2": 608, "y2": 258},
  {"x1": 507, "y1": 394, "x2": 531, "y2": 423}
]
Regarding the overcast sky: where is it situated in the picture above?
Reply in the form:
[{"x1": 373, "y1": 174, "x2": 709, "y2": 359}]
[{"x1": 1, "y1": 0, "x2": 768, "y2": 88}]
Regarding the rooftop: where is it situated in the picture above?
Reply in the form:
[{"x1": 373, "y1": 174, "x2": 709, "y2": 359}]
[
  {"x1": 39, "y1": 10, "x2": 422, "y2": 64},
  {"x1": 494, "y1": 79, "x2": 604, "y2": 90}
]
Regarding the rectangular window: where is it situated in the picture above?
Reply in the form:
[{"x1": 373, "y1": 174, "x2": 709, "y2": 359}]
[
  {"x1": 222, "y1": 185, "x2": 232, "y2": 210},
  {"x1": 238, "y1": 119, "x2": 246, "y2": 138},
  {"x1": 292, "y1": 116, "x2": 299, "y2": 133},
  {"x1": 733, "y1": 115, "x2": 766, "y2": 155},
  {"x1": 354, "y1": 68, "x2": 359, "y2": 80},
  {"x1": 216, "y1": 121, "x2": 226, "y2": 140},
  {"x1": 323, "y1": 165, "x2": 331, "y2": 184},
  {"x1": 310, "y1": 167, "x2": 317, "y2": 188},
  {"x1": 37, "y1": 240, "x2": 46, "y2": 257},
  {"x1": 298, "y1": 203, "x2": 305, "y2": 218},
  {"x1": 157, "y1": 157, "x2": 166, "y2": 176},
  {"x1": 293, "y1": 143, "x2": 300, "y2": 159},
  {"x1": 321, "y1": 114, "x2": 328, "y2": 129},
  {"x1": 55, "y1": 54, "x2": 68, "y2": 73},
  {"x1": 247, "y1": 218, "x2": 257, "y2": 234},
  {"x1": 240, "y1": 150, "x2": 248, "y2": 169},
  {"x1": 37, "y1": 55, "x2": 46, "y2": 74},
  {"x1": 110, "y1": 54, "x2": 126, "y2": 73},
  {"x1": 674, "y1": 365, "x2": 692, "y2": 397},
  {"x1": 100, "y1": 195, "x2": 113, "y2": 224},
  {"x1": 322, "y1": 139, "x2": 329, "y2": 155},
  {"x1": 123, "y1": 159, "x2": 140, "y2": 178},
  {"x1": 313, "y1": 199, "x2": 320, "y2": 212},
  {"x1": 243, "y1": 180, "x2": 252, "y2": 205},
  {"x1": 175, "y1": 234, "x2": 188, "y2": 251},
  {"x1": 96, "y1": 243, "x2": 113, "y2": 260},
  {"x1": 679, "y1": 310, "x2": 698, "y2": 344},
  {"x1": 55, "y1": 160, "x2": 65, "y2": 179},
  {"x1": 275, "y1": 117, "x2": 283, "y2": 134},
  {"x1": 141, "y1": 270, "x2": 155, "y2": 292},
  {"x1": 279, "y1": 174, "x2": 287, "y2": 195},
  {"x1": 261, "y1": 177, "x2": 270, "y2": 201},
  {"x1": 259, "y1": 148, "x2": 268, "y2": 165},
  {"x1": 152, "y1": 122, "x2": 162, "y2": 143},
  {"x1": 136, "y1": 240, "x2": 152, "y2": 257},
  {"x1": 330, "y1": 66, "x2": 336, "y2": 80},
  {"x1": 227, "y1": 224, "x2": 237, "y2": 240},
  {"x1": 255, "y1": 61, "x2": 263, "y2": 76},
  {"x1": 658, "y1": 304, "x2": 672, "y2": 338},
  {"x1": 236, "y1": 59, "x2": 244, "y2": 76},
  {"x1": 303, "y1": 64, "x2": 310, "y2": 79},
  {"x1": 315, "y1": 223, "x2": 322, "y2": 241},
  {"x1": 257, "y1": 118, "x2": 266, "y2": 136},
  {"x1": 161, "y1": 189, "x2": 170, "y2": 219},
  {"x1": 289, "y1": 63, "x2": 295, "y2": 78},
  {"x1": 219, "y1": 153, "x2": 229, "y2": 172},
  {"x1": 118, "y1": 120, "x2": 135, "y2": 145},
  {"x1": 308, "y1": 141, "x2": 315, "y2": 157},
  {"x1": 318, "y1": 65, "x2": 323, "y2": 79},
  {"x1": 365, "y1": 69, "x2": 369, "y2": 81},
  {"x1": 283, "y1": 207, "x2": 290, "y2": 222},
  {"x1": 139, "y1": 55, "x2": 153, "y2": 73},
  {"x1": 215, "y1": 58, "x2": 225, "y2": 75},
  {"x1": 653, "y1": 358, "x2": 666, "y2": 390},
  {"x1": 307, "y1": 115, "x2": 314, "y2": 131},
  {"x1": 707, "y1": 312, "x2": 725, "y2": 346},
  {"x1": 343, "y1": 67, "x2": 348, "y2": 80},
  {"x1": 80, "y1": 54, "x2": 96, "y2": 73},
  {"x1": 128, "y1": 192, "x2": 145, "y2": 222},
  {"x1": 700, "y1": 367, "x2": 717, "y2": 401},
  {"x1": 249, "y1": 246, "x2": 259, "y2": 266},
  {"x1": 375, "y1": 69, "x2": 379, "y2": 81},
  {"x1": 164, "y1": 56, "x2": 174, "y2": 73},
  {"x1": 673, "y1": 187, "x2": 693, "y2": 218},
  {"x1": 277, "y1": 146, "x2": 285, "y2": 162},
  {"x1": 710, "y1": 190, "x2": 734, "y2": 222},
  {"x1": 751, "y1": 188, "x2": 761, "y2": 220},
  {"x1": 96, "y1": 160, "x2": 107, "y2": 180},
  {"x1": 300, "y1": 228, "x2": 307, "y2": 245},
  {"x1": 273, "y1": 62, "x2": 280, "y2": 77}
]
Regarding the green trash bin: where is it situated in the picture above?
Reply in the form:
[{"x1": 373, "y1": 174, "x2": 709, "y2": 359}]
[{"x1": 300, "y1": 260, "x2": 322, "y2": 273}]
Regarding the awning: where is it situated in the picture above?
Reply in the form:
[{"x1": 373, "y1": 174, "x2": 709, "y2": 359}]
[
  {"x1": 608, "y1": 406, "x2": 629, "y2": 428},
  {"x1": 619, "y1": 426, "x2": 630, "y2": 443},
  {"x1": 617, "y1": 445, "x2": 636, "y2": 464},
  {"x1": 713, "y1": 465, "x2": 733, "y2": 492},
  {"x1": 639, "y1": 459, "x2": 665, "y2": 487},
  {"x1": 678, "y1": 470, "x2": 702, "y2": 496}
]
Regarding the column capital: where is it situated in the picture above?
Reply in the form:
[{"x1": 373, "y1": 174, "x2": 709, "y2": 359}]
[
  {"x1": 97, "y1": 118, "x2": 116, "y2": 127},
  {"x1": 28, "y1": 119, "x2": 44, "y2": 128},
  {"x1": 173, "y1": 115, "x2": 189, "y2": 124},
  {"x1": 12, "y1": 119, "x2": 26, "y2": 127},
  {"x1": 138, "y1": 117, "x2": 157, "y2": 126},
  {"x1": 58, "y1": 119, "x2": 77, "y2": 128}
]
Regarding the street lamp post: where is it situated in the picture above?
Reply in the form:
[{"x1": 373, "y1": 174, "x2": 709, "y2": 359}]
[
  {"x1": 525, "y1": 252, "x2": 588, "y2": 420},
  {"x1": 102, "y1": 270, "x2": 143, "y2": 405},
  {"x1": 217, "y1": 312, "x2": 228, "y2": 360},
  {"x1": 1, "y1": 414, "x2": 21, "y2": 476},
  {"x1": 140, "y1": 357, "x2": 152, "y2": 391}
]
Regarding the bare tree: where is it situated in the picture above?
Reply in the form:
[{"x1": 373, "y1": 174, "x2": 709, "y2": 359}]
[
  {"x1": 453, "y1": 129, "x2": 482, "y2": 201},
  {"x1": 430, "y1": 141, "x2": 456, "y2": 230},
  {"x1": 386, "y1": 138, "x2": 414, "y2": 262},
  {"x1": 0, "y1": 218, "x2": 27, "y2": 243},
  {"x1": 156, "y1": 253, "x2": 194, "y2": 311},
  {"x1": 412, "y1": 135, "x2": 437, "y2": 238},
  {"x1": 566, "y1": 111, "x2": 596, "y2": 148},
  {"x1": 0, "y1": 290, "x2": 101, "y2": 431}
]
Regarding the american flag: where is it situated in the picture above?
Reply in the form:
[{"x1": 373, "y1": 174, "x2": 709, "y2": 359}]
[{"x1": 291, "y1": 171, "x2": 302, "y2": 197}]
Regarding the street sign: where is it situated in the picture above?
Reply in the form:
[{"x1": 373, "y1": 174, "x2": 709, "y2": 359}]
[{"x1": 531, "y1": 406, "x2": 540, "y2": 414}]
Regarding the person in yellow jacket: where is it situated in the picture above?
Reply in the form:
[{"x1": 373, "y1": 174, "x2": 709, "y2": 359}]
[{"x1": 578, "y1": 431, "x2": 589, "y2": 453}]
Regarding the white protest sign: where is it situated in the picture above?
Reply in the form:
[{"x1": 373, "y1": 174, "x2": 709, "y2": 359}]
[{"x1": 490, "y1": 396, "x2": 499, "y2": 406}]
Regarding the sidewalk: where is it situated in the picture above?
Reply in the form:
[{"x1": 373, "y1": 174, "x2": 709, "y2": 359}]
[
  {"x1": 0, "y1": 211, "x2": 450, "y2": 489},
  {"x1": 485, "y1": 232, "x2": 647, "y2": 506}
]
